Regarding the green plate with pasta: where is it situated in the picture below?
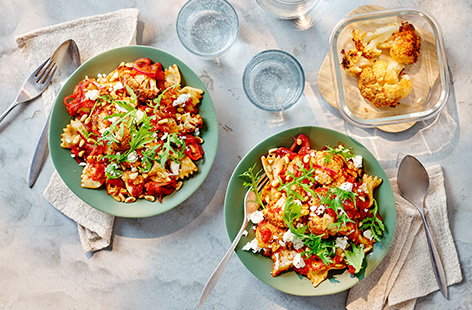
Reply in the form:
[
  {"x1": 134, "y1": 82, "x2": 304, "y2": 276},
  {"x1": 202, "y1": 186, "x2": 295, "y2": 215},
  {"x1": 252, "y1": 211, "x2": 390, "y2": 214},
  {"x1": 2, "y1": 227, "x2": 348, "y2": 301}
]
[
  {"x1": 224, "y1": 126, "x2": 395, "y2": 295},
  {"x1": 49, "y1": 46, "x2": 218, "y2": 218}
]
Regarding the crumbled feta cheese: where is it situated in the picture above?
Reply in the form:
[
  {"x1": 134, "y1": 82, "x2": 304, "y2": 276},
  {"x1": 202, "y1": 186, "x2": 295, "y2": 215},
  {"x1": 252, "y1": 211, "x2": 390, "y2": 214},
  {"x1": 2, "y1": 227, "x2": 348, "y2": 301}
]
[
  {"x1": 84, "y1": 89, "x2": 100, "y2": 101},
  {"x1": 292, "y1": 253, "x2": 306, "y2": 269},
  {"x1": 339, "y1": 182, "x2": 353, "y2": 192},
  {"x1": 195, "y1": 128, "x2": 200, "y2": 136},
  {"x1": 292, "y1": 237, "x2": 304, "y2": 250},
  {"x1": 294, "y1": 199, "x2": 302, "y2": 206},
  {"x1": 310, "y1": 205, "x2": 317, "y2": 212},
  {"x1": 279, "y1": 241, "x2": 286, "y2": 247},
  {"x1": 315, "y1": 205, "x2": 326, "y2": 216},
  {"x1": 127, "y1": 151, "x2": 138, "y2": 163},
  {"x1": 335, "y1": 236, "x2": 349, "y2": 249},
  {"x1": 283, "y1": 230, "x2": 295, "y2": 243},
  {"x1": 242, "y1": 230, "x2": 248, "y2": 237},
  {"x1": 135, "y1": 110, "x2": 145, "y2": 123},
  {"x1": 113, "y1": 81, "x2": 124, "y2": 91},
  {"x1": 161, "y1": 132, "x2": 168, "y2": 141},
  {"x1": 249, "y1": 210, "x2": 264, "y2": 224},
  {"x1": 363, "y1": 229, "x2": 374, "y2": 240},
  {"x1": 78, "y1": 162, "x2": 86, "y2": 167},
  {"x1": 352, "y1": 155, "x2": 363, "y2": 168},
  {"x1": 242, "y1": 238, "x2": 262, "y2": 253},
  {"x1": 170, "y1": 161, "x2": 180, "y2": 175},
  {"x1": 173, "y1": 93, "x2": 191, "y2": 106},
  {"x1": 70, "y1": 154, "x2": 75, "y2": 158}
]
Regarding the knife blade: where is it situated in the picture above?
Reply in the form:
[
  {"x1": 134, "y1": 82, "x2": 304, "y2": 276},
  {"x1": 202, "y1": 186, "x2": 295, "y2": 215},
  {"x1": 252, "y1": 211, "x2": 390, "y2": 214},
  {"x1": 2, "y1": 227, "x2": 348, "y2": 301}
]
[{"x1": 28, "y1": 39, "x2": 80, "y2": 188}]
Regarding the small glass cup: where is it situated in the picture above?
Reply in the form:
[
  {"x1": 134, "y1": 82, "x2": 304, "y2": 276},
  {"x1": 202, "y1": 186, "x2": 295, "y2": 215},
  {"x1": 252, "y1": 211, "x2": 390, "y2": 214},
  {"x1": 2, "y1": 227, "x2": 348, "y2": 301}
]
[
  {"x1": 243, "y1": 49, "x2": 305, "y2": 112},
  {"x1": 256, "y1": 0, "x2": 319, "y2": 19},
  {"x1": 176, "y1": 0, "x2": 239, "y2": 58}
]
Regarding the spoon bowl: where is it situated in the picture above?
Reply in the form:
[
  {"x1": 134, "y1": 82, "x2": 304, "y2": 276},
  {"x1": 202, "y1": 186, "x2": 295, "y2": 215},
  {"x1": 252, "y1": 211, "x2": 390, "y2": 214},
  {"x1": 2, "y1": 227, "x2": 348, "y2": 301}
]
[{"x1": 397, "y1": 155, "x2": 448, "y2": 299}]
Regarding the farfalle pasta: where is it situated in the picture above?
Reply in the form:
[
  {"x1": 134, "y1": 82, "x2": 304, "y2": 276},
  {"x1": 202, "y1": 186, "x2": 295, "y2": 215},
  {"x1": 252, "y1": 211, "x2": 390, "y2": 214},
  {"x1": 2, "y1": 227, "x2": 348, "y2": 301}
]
[
  {"x1": 241, "y1": 134, "x2": 385, "y2": 287},
  {"x1": 60, "y1": 58, "x2": 204, "y2": 203}
]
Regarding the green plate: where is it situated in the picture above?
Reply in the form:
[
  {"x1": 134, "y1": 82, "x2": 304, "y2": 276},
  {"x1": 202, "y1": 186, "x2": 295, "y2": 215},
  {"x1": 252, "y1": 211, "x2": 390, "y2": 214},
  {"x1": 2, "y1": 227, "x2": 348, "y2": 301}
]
[
  {"x1": 224, "y1": 126, "x2": 396, "y2": 296},
  {"x1": 49, "y1": 46, "x2": 218, "y2": 218}
]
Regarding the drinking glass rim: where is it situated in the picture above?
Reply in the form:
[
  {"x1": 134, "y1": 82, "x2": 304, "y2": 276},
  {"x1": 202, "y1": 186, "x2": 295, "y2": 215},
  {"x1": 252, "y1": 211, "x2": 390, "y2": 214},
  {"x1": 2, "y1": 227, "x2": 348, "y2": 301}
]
[
  {"x1": 176, "y1": 0, "x2": 240, "y2": 58},
  {"x1": 242, "y1": 49, "x2": 305, "y2": 112}
]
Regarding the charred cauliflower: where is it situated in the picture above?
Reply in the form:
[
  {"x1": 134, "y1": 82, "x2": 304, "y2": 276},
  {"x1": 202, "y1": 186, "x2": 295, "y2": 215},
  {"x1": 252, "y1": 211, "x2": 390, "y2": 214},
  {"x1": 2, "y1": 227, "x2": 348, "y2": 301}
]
[
  {"x1": 358, "y1": 60, "x2": 413, "y2": 108},
  {"x1": 352, "y1": 23, "x2": 400, "y2": 59},
  {"x1": 341, "y1": 49, "x2": 375, "y2": 76},
  {"x1": 380, "y1": 22, "x2": 421, "y2": 65}
]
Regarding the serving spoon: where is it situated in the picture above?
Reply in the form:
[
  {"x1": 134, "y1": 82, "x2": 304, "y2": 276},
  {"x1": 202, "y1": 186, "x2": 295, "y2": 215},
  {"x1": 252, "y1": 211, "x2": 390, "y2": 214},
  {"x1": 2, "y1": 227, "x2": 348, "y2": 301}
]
[{"x1": 397, "y1": 155, "x2": 448, "y2": 299}]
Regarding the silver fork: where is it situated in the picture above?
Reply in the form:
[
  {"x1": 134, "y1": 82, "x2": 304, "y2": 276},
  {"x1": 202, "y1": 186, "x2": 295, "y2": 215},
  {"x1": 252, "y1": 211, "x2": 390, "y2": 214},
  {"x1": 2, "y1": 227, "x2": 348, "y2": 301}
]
[
  {"x1": 198, "y1": 173, "x2": 269, "y2": 307},
  {"x1": 0, "y1": 58, "x2": 57, "y2": 124}
]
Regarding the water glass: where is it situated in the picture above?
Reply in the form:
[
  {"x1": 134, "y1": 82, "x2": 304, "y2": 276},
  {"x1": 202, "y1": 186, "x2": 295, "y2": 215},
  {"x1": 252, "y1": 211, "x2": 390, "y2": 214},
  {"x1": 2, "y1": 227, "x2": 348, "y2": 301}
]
[
  {"x1": 243, "y1": 50, "x2": 305, "y2": 112},
  {"x1": 256, "y1": 0, "x2": 319, "y2": 19},
  {"x1": 176, "y1": 0, "x2": 239, "y2": 58}
]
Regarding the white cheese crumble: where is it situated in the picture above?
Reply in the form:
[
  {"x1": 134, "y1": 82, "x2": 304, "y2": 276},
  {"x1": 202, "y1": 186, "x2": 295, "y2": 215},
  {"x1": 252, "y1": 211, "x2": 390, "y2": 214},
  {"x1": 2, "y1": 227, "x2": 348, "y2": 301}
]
[
  {"x1": 127, "y1": 151, "x2": 138, "y2": 163},
  {"x1": 352, "y1": 155, "x2": 363, "y2": 168},
  {"x1": 292, "y1": 237, "x2": 304, "y2": 250},
  {"x1": 279, "y1": 241, "x2": 286, "y2": 247},
  {"x1": 242, "y1": 238, "x2": 262, "y2": 253},
  {"x1": 242, "y1": 230, "x2": 248, "y2": 237},
  {"x1": 315, "y1": 205, "x2": 326, "y2": 216},
  {"x1": 78, "y1": 162, "x2": 86, "y2": 167},
  {"x1": 135, "y1": 110, "x2": 145, "y2": 123},
  {"x1": 173, "y1": 93, "x2": 191, "y2": 106},
  {"x1": 283, "y1": 230, "x2": 296, "y2": 243},
  {"x1": 339, "y1": 182, "x2": 353, "y2": 192},
  {"x1": 363, "y1": 229, "x2": 374, "y2": 240},
  {"x1": 335, "y1": 236, "x2": 349, "y2": 250},
  {"x1": 113, "y1": 81, "x2": 124, "y2": 91},
  {"x1": 84, "y1": 89, "x2": 100, "y2": 101},
  {"x1": 249, "y1": 210, "x2": 264, "y2": 224},
  {"x1": 292, "y1": 253, "x2": 306, "y2": 269},
  {"x1": 161, "y1": 132, "x2": 168, "y2": 141}
]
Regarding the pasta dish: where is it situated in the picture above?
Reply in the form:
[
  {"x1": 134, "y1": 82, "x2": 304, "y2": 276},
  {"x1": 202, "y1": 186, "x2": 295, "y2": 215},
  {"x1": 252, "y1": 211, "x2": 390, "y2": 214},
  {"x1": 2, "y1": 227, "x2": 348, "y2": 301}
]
[
  {"x1": 241, "y1": 134, "x2": 385, "y2": 287},
  {"x1": 60, "y1": 58, "x2": 205, "y2": 203}
]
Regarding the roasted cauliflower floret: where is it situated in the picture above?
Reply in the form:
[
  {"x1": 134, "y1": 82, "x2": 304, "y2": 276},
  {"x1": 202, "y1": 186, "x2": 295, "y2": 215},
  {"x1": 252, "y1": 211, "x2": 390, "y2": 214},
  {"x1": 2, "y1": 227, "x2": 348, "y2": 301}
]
[
  {"x1": 352, "y1": 23, "x2": 399, "y2": 59},
  {"x1": 358, "y1": 60, "x2": 413, "y2": 108},
  {"x1": 379, "y1": 22, "x2": 421, "y2": 65},
  {"x1": 341, "y1": 49, "x2": 375, "y2": 76}
]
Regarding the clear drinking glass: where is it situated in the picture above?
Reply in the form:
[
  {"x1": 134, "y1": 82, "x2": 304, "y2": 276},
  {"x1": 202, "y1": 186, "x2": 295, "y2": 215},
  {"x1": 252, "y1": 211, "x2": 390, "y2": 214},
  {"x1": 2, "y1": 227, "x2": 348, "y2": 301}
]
[
  {"x1": 243, "y1": 50, "x2": 305, "y2": 112},
  {"x1": 176, "y1": 0, "x2": 239, "y2": 58},
  {"x1": 256, "y1": 0, "x2": 319, "y2": 19}
]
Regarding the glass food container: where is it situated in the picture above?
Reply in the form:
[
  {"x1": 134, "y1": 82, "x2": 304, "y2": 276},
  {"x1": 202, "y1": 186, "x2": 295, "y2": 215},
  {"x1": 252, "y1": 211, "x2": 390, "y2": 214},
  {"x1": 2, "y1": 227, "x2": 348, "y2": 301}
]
[{"x1": 328, "y1": 8, "x2": 450, "y2": 128}]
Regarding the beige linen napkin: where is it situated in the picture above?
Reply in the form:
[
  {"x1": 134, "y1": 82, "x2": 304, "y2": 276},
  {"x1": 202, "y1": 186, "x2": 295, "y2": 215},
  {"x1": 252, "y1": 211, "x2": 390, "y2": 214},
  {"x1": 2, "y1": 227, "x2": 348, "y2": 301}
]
[
  {"x1": 347, "y1": 165, "x2": 462, "y2": 310},
  {"x1": 15, "y1": 8, "x2": 140, "y2": 253}
]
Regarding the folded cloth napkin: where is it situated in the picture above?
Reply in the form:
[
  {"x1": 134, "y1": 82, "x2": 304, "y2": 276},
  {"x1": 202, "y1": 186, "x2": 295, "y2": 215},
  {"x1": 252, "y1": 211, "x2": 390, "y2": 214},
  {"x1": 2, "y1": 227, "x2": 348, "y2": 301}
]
[
  {"x1": 347, "y1": 165, "x2": 462, "y2": 310},
  {"x1": 15, "y1": 8, "x2": 140, "y2": 253}
]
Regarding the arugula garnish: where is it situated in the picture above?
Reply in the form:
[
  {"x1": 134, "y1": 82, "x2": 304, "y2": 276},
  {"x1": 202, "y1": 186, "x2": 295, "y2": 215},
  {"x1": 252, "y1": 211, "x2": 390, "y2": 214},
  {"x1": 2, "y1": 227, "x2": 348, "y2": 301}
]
[
  {"x1": 239, "y1": 164, "x2": 265, "y2": 209},
  {"x1": 359, "y1": 199, "x2": 385, "y2": 241},
  {"x1": 105, "y1": 162, "x2": 123, "y2": 179},
  {"x1": 317, "y1": 187, "x2": 356, "y2": 228},
  {"x1": 157, "y1": 133, "x2": 186, "y2": 167},
  {"x1": 151, "y1": 84, "x2": 179, "y2": 112},
  {"x1": 324, "y1": 145, "x2": 355, "y2": 163},
  {"x1": 344, "y1": 243, "x2": 365, "y2": 274}
]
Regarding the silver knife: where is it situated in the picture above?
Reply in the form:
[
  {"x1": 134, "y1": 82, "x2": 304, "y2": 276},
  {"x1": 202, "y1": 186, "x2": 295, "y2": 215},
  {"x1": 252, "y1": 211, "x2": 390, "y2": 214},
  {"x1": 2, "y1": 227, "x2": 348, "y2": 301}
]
[{"x1": 28, "y1": 39, "x2": 80, "y2": 187}]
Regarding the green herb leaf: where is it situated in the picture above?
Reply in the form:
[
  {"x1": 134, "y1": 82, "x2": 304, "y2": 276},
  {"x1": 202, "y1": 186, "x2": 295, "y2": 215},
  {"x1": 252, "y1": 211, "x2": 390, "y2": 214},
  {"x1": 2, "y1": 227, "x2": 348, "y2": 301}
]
[
  {"x1": 344, "y1": 243, "x2": 365, "y2": 274},
  {"x1": 239, "y1": 164, "x2": 265, "y2": 208},
  {"x1": 105, "y1": 162, "x2": 123, "y2": 179},
  {"x1": 359, "y1": 199, "x2": 385, "y2": 241}
]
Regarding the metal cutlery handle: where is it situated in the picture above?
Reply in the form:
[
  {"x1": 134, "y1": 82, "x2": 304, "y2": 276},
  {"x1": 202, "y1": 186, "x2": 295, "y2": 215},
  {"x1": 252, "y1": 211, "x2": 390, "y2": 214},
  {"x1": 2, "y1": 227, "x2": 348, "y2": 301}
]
[
  {"x1": 419, "y1": 209, "x2": 449, "y2": 299},
  {"x1": 0, "y1": 99, "x2": 20, "y2": 124},
  {"x1": 198, "y1": 221, "x2": 248, "y2": 307},
  {"x1": 28, "y1": 113, "x2": 51, "y2": 187}
]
